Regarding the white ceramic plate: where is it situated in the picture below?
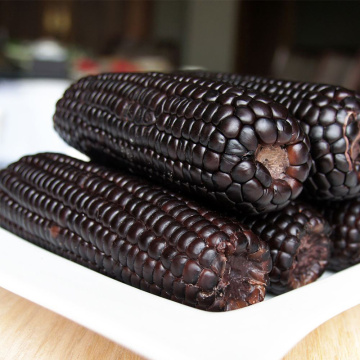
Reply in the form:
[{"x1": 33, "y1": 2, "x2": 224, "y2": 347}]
[
  {"x1": 1, "y1": 227, "x2": 360, "y2": 360},
  {"x1": 1, "y1": 79, "x2": 360, "y2": 359}
]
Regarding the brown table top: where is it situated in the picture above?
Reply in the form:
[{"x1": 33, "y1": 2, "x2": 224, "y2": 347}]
[{"x1": 0, "y1": 286, "x2": 359, "y2": 360}]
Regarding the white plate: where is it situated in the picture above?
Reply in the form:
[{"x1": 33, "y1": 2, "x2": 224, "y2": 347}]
[
  {"x1": 1, "y1": 79, "x2": 360, "y2": 359},
  {"x1": 1, "y1": 227, "x2": 360, "y2": 360},
  {"x1": 0, "y1": 79, "x2": 75, "y2": 167}
]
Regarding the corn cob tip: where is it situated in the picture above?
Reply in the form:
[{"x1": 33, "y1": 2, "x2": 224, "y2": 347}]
[
  {"x1": 237, "y1": 201, "x2": 331, "y2": 294},
  {"x1": 287, "y1": 226, "x2": 330, "y2": 290},
  {"x1": 217, "y1": 230, "x2": 272, "y2": 311}
]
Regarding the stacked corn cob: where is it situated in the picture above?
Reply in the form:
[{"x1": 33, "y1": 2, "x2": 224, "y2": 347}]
[
  {"x1": 0, "y1": 153, "x2": 271, "y2": 311},
  {"x1": 54, "y1": 72, "x2": 312, "y2": 214},
  {"x1": 179, "y1": 71, "x2": 360, "y2": 271},
  {"x1": 1, "y1": 71, "x2": 359, "y2": 311},
  {"x1": 180, "y1": 71, "x2": 360, "y2": 200}
]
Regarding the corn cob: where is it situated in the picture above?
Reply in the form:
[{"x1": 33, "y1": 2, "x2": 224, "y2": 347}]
[
  {"x1": 0, "y1": 153, "x2": 272, "y2": 311},
  {"x1": 318, "y1": 198, "x2": 360, "y2": 271},
  {"x1": 237, "y1": 201, "x2": 331, "y2": 294},
  {"x1": 181, "y1": 71, "x2": 360, "y2": 201},
  {"x1": 53, "y1": 72, "x2": 312, "y2": 215}
]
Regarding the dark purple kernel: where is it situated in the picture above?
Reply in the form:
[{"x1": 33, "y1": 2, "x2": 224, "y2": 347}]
[
  {"x1": 182, "y1": 260, "x2": 202, "y2": 284},
  {"x1": 184, "y1": 285, "x2": 199, "y2": 304},
  {"x1": 255, "y1": 163, "x2": 272, "y2": 187},
  {"x1": 287, "y1": 142, "x2": 309, "y2": 166},
  {"x1": 201, "y1": 171, "x2": 215, "y2": 190},
  {"x1": 173, "y1": 279, "x2": 186, "y2": 299},
  {"x1": 133, "y1": 251, "x2": 148, "y2": 276},
  {"x1": 199, "y1": 123, "x2": 216, "y2": 146},
  {"x1": 225, "y1": 183, "x2": 243, "y2": 202},
  {"x1": 231, "y1": 161, "x2": 256, "y2": 183},
  {"x1": 170, "y1": 254, "x2": 188, "y2": 277},
  {"x1": 326, "y1": 169, "x2": 346, "y2": 187},
  {"x1": 324, "y1": 124, "x2": 343, "y2": 143},
  {"x1": 203, "y1": 151, "x2": 221, "y2": 172},
  {"x1": 275, "y1": 119, "x2": 293, "y2": 144},
  {"x1": 203, "y1": 89, "x2": 219, "y2": 102},
  {"x1": 319, "y1": 106, "x2": 337, "y2": 126},
  {"x1": 212, "y1": 171, "x2": 232, "y2": 191},
  {"x1": 313, "y1": 172, "x2": 331, "y2": 190},
  {"x1": 344, "y1": 171, "x2": 357, "y2": 187},
  {"x1": 193, "y1": 102, "x2": 209, "y2": 120},
  {"x1": 242, "y1": 179, "x2": 263, "y2": 202},
  {"x1": 189, "y1": 120, "x2": 204, "y2": 142},
  {"x1": 234, "y1": 95, "x2": 251, "y2": 107},
  {"x1": 148, "y1": 239, "x2": 166, "y2": 260},
  {"x1": 210, "y1": 253, "x2": 226, "y2": 275},
  {"x1": 309, "y1": 125, "x2": 324, "y2": 140},
  {"x1": 171, "y1": 117, "x2": 186, "y2": 139},
  {"x1": 239, "y1": 126, "x2": 258, "y2": 151},
  {"x1": 270, "y1": 102, "x2": 288, "y2": 119},
  {"x1": 160, "y1": 246, "x2": 178, "y2": 269},
  {"x1": 198, "y1": 248, "x2": 217, "y2": 267},
  {"x1": 255, "y1": 118, "x2": 277, "y2": 145},
  {"x1": 217, "y1": 93, "x2": 237, "y2": 106},
  {"x1": 192, "y1": 145, "x2": 206, "y2": 168},
  {"x1": 218, "y1": 116, "x2": 241, "y2": 138},
  {"x1": 203, "y1": 103, "x2": 219, "y2": 123},
  {"x1": 153, "y1": 262, "x2": 166, "y2": 287},
  {"x1": 186, "y1": 238, "x2": 206, "y2": 259},
  {"x1": 272, "y1": 182, "x2": 291, "y2": 204},
  {"x1": 277, "y1": 252, "x2": 293, "y2": 270},
  {"x1": 343, "y1": 97, "x2": 360, "y2": 111},
  {"x1": 317, "y1": 153, "x2": 335, "y2": 174},
  {"x1": 212, "y1": 105, "x2": 234, "y2": 125},
  {"x1": 177, "y1": 232, "x2": 198, "y2": 252},
  {"x1": 219, "y1": 154, "x2": 240, "y2": 173},
  {"x1": 312, "y1": 141, "x2": 331, "y2": 159},
  {"x1": 207, "y1": 231, "x2": 229, "y2": 248},
  {"x1": 197, "y1": 269, "x2": 218, "y2": 291},
  {"x1": 191, "y1": 87, "x2": 209, "y2": 100},
  {"x1": 235, "y1": 107, "x2": 256, "y2": 124},
  {"x1": 127, "y1": 221, "x2": 145, "y2": 244},
  {"x1": 249, "y1": 100, "x2": 272, "y2": 118},
  {"x1": 314, "y1": 94, "x2": 330, "y2": 107},
  {"x1": 334, "y1": 154, "x2": 350, "y2": 172},
  {"x1": 303, "y1": 106, "x2": 320, "y2": 126},
  {"x1": 208, "y1": 131, "x2": 226, "y2": 153},
  {"x1": 225, "y1": 140, "x2": 248, "y2": 156}
]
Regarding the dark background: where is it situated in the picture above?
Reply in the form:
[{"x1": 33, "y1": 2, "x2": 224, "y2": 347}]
[{"x1": 0, "y1": 0, "x2": 359, "y2": 90}]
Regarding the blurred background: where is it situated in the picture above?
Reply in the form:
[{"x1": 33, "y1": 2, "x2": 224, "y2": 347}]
[
  {"x1": 0, "y1": 0, "x2": 359, "y2": 88},
  {"x1": 0, "y1": 0, "x2": 359, "y2": 166}
]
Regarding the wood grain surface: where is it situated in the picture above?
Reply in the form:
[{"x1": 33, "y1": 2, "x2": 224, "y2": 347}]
[{"x1": 0, "y1": 286, "x2": 359, "y2": 360}]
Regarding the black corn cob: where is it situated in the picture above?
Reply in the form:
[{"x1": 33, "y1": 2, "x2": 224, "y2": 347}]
[
  {"x1": 182, "y1": 71, "x2": 360, "y2": 201},
  {"x1": 53, "y1": 72, "x2": 312, "y2": 215},
  {"x1": 318, "y1": 198, "x2": 360, "y2": 271},
  {"x1": 237, "y1": 201, "x2": 331, "y2": 294},
  {"x1": 0, "y1": 153, "x2": 272, "y2": 311}
]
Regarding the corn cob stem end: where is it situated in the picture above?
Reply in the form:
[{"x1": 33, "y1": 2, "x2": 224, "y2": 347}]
[
  {"x1": 221, "y1": 245, "x2": 271, "y2": 311},
  {"x1": 288, "y1": 232, "x2": 330, "y2": 290},
  {"x1": 255, "y1": 145, "x2": 289, "y2": 179}
]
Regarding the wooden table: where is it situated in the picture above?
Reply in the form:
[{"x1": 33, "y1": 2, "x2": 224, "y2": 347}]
[{"x1": 0, "y1": 286, "x2": 359, "y2": 360}]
